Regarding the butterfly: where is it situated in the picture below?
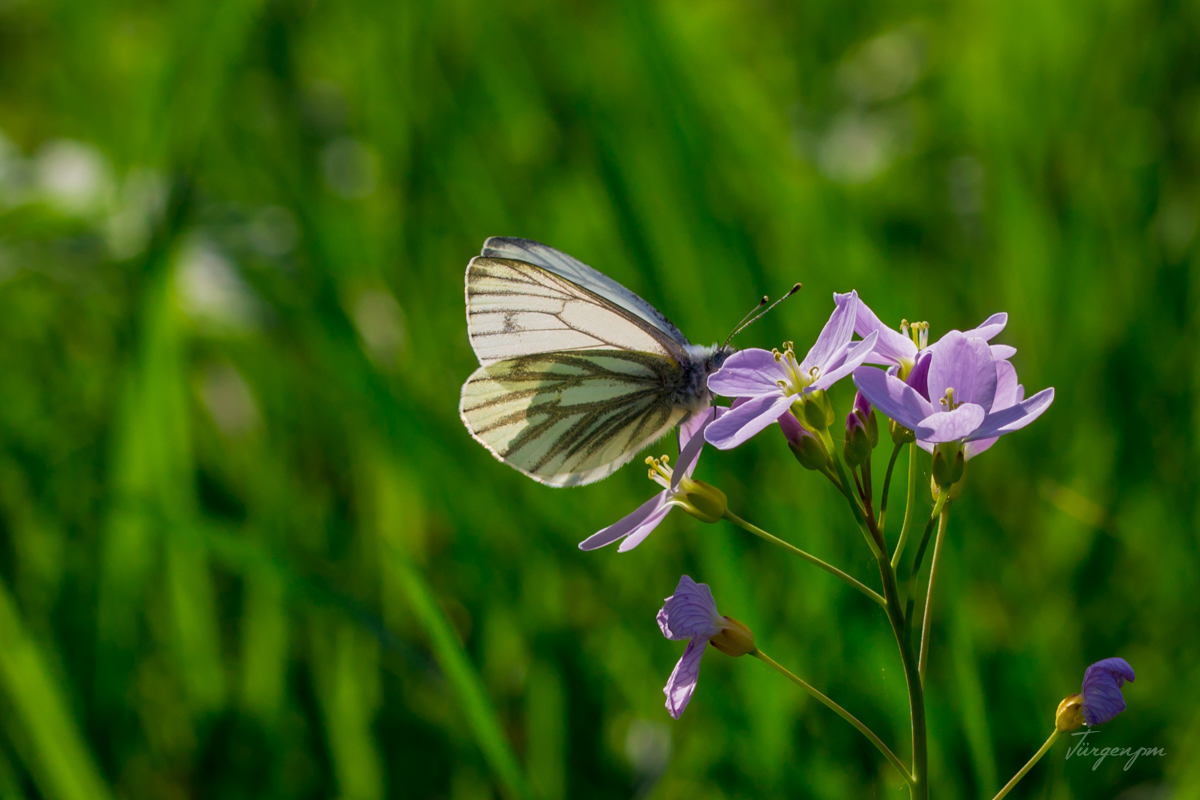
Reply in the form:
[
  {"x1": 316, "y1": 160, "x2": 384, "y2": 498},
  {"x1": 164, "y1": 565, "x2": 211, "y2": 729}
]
[{"x1": 459, "y1": 237, "x2": 739, "y2": 487}]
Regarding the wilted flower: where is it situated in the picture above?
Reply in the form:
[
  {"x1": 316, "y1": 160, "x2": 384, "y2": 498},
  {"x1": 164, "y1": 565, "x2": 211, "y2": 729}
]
[
  {"x1": 657, "y1": 576, "x2": 755, "y2": 719},
  {"x1": 852, "y1": 331, "x2": 1053, "y2": 473},
  {"x1": 579, "y1": 409, "x2": 725, "y2": 552},
  {"x1": 1056, "y1": 657, "x2": 1135, "y2": 731},
  {"x1": 705, "y1": 292, "x2": 879, "y2": 449},
  {"x1": 833, "y1": 292, "x2": 1016, "y2": 379}
]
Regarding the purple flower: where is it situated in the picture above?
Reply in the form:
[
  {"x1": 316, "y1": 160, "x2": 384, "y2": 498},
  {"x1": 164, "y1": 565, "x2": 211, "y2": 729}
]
[
  {"x1": 833, "y1": 292, "x2": 1016, "y2": 376},
  {"x1": 851, "y1": 331, "x2": 1054, "y2": 459},
  {"x1": 578, "y1": 409, "x2": 722, "y2": 552},
  {"x1": 657, "y1": 576, "x2": 754, "y2": 719},
  {"x1": 705, "y1": 292, "x2": 879, "y2": 449},
  {"x1": 1081, "y1": 657, "x2": 1136, "y2": 726}
]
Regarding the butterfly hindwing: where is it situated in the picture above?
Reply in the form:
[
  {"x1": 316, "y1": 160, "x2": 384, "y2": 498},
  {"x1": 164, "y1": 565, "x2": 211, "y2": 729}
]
[
  {"x1": 466, "y1": 256, "x2": 685, "y2": 366},
  {"x1": 459, "y1": 350, "x2": 688, "y2": 487}
]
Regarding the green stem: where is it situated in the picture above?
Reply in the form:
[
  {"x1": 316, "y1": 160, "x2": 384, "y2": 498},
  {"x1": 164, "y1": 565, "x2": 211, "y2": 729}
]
[
  {"x1": 918, "y1": 506, "x2": 950, "y2": 684},
  {"x1": 878, "y1": 442, "x2": 903, "y2": 535},
  {"x1": 818, "y1": 429, "x2": 884, "y2": 558},
  {"x1": 874, "y1": 553, "x2": 928, "y2": 800},
  {"x1": 992, "y1": 730, "x2": 1060, "y2": 800},
  {"x1": 754, "y1": 650, "x2": 914, "y2": 786},
  {"x1": 723, "y1": 511, "x2": 885, "y2": 607},
  {"x1": 891, "y1": 444, "x2": 919, "y2": 570}
]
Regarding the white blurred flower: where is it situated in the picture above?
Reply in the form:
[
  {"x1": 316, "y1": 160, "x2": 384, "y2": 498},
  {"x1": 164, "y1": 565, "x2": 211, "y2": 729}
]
[
  {"x1": 624, "y1": 719, "x2": 671, "y2": 779},
  {"x1": 352, "y1": 289, "x2": 406, "y2": 365},
  {"x1": 817, "y1": 112, "x2": 898, "y2": 184},
  {"x1": 105, "y1": 168, "x2": 168, "y2": 259},
  {"x1": 247, "y1": 205, "x2": 298, "y2": 257},
  {"x1": 176, "y1": 235, "x2": 260, "y2": 329},
  {"x1": 321, "y1": 138, "x2": 379, "y2": 200},
  {"x1": 34, "y1": 139, "x2": 114, "y2": 214},
  {"x1": 836, "y1": 29, "x2": 924, "y2": 104},
  {"x1": 199, "y1": 363, "x2": 261, "y2": 438}
]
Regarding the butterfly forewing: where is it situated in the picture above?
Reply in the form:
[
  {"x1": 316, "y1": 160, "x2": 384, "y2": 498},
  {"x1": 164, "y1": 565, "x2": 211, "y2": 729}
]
[
  {"x1": 479, "y1": 237, "x2": 691, "y2": 347},
  {"x1": 466, "y1": 257, "x2": 684, "y2": 366},
  {"x1": 459, "y1": 351, "x2": 688, "y2": 486}
]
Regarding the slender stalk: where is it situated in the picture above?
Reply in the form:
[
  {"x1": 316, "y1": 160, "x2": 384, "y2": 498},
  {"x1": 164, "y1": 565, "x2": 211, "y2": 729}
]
[
  {"x1": 874, "y1": 553, "x2": 928, "y2": 800},
  {"x1": 754, "y1": 650, "x2": 914, "y2": 786},
  {"x1": 918, "y1": 506, "x2": 950, "y2": 683},
  {"x1": 878, "y1": 442, "x2": 903, "y2": 534},
  {"x1": 723, "y1": 511, "x2": 885, "y2": 607},
  {"x1": 891, "y1": 444, "x2": 919, "y2": 570},
  {"x1": 819, "y1": 430, "x2": 884, "y2": 558},
  {"x1": 992, "y1": 730, "x2": 1060, "y2": 800}
]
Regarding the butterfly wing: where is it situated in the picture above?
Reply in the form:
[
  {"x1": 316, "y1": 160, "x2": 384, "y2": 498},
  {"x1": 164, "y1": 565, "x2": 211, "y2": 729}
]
[
  {"x1": 466, "y1": 256, "x2": 687, "y2": 366},
  {"x1": 459, "y1": 351, "x2": 688, "y2": 486},
  {"x1": 479, "y1": 237, "x2": 691, "y2": 348}
]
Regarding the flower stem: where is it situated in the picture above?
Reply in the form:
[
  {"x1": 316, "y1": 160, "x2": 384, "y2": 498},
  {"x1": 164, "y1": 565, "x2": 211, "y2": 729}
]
[
  {"x1": 874, "y1": 553, "x2": 928, "y2": 800},
  {"x1": 991, "y1": 730, "x2": 1060, "y2": 800},
  {"x1": 723, "y1": 511, "x2": 885, "y2": 607},
  {"x1": 918, "y1": 505, "x2": 950, "y2": 684},
  {"x1": 878, "y1": 442, "x2": 903, "y2": 534},
  {"x1": 753, "y1": 650, "x2": 914, "y2": 787},
  {"x1": 818, "y1": 430, "x2": 885, "y2": 558},
  {"x1": 891, "y1": 444, "x2": 919, "y2": 570}
]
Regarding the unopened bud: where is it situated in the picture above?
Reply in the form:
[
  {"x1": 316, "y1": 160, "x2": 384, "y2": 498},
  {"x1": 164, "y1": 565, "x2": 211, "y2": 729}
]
[
  {"x1": 931, "y1": 443, "x2": 965, "y2": 488},
  {"x1": 1056, "y1": 694, "x2": 1085, "y2": 732},
  {"x1": 709, "y1": 616, "x2": 756, "y2": 657},
  {"x1": 791, "y1": 431, "x2": 830, "y2": 471},
  {"x1": 679, "y1": 480, "x2": 727, "y2": 524},
  {"x1": 843, "y1": 414, "x2": 872, "y2": 468}
]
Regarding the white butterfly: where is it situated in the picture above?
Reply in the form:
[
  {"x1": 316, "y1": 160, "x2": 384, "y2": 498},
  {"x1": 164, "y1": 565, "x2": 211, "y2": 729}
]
[{"x1": 459, "y1": 238, "x2": 733, "y2": 487}]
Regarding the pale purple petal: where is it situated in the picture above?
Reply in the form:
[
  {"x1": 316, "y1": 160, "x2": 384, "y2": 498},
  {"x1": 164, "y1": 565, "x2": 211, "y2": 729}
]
[
  {"x1": 801, "y1": 292, "x2": 857, "y2": 372},
  {"x1": 1081, "y1": 657, "x2": 1135, "y2": 726},
  {"x1": 852, "y1": 367, "x2": 934, "y2": 431},
  {"x1": 673, "y1": 407, "x2": 715, "y2": 489},
  {"x1": 914, "y1": 404, "x2": 986, "y2": 442},
  {"x1": 811, "y1": 331, "x2": 879, "y2": 391},
  {"x1": 991, "y1": 361, "x2": 1021, "y2": 412},
  {"x1": 990, "y1": 344, "x2": 1017, "y2": 361},
  {"x1": 907, "y1": 352, "x2": 932, "y2": 400},
  {"x1": 664, "y1": 638, "x2": 708, "y2": 719},
  {"x1": 657, "y1": 576, "x2": 724, "y2": 640},
  {"x1": 704, "y1": 393, "x2": 794, "y2": 450},
  {"x1": 579, "y1": 493, "x2": 669, "y2": 551},
  {"x1": 966, "y1": 312, "x2": 1008, "y2": 341},
  {"x1": 707, "y1": 349, "x2": 783, "y2": 398},
  {"x1": 679, "y1": 406, "x2": 715, "y2": 449},
  {"x1": 834, "y1": 291, "x2": 916, "y2": 366},
  {"x1": 927, "y1": 331, "x2": 997, "y2": 410},
  {"x1": 615, "y1": 504, "x2": 674, "y2": 552},
  {"x1": 966, "y1": 388, "x2": 1054, "y2": 441}
]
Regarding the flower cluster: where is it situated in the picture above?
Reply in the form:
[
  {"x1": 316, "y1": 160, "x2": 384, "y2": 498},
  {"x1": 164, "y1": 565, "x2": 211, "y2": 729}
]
[{"x1": 568, "y1": 287, "x2": 1135, "y2": 797}]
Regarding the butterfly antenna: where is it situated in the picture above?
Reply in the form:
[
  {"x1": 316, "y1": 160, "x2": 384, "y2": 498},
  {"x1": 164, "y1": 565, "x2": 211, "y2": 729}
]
[
  {"x1": 723, "y1": 283, "x2": 802, "y2": 348},
  {"x1": 723, "y1": 295, "x2": 768, "y2": 348}
]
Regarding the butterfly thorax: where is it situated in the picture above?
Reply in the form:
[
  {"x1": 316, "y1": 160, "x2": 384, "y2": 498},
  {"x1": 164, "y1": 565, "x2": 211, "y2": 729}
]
[{"x1": 674, "y1": 344, "x2": 734, "y2": 414}]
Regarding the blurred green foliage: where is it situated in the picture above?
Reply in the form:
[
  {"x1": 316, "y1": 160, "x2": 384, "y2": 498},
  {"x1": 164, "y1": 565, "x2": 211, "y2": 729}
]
[{"x1": 0, "y1": 0, "x2": 1197, "y2": 798}]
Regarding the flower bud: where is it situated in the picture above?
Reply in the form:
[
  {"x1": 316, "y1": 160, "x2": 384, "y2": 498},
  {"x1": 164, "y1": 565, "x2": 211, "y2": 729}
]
[
  {"x1": 931, "y1": 442, "x2": 965, "y2": 488},
  {"x1": 1056, "y1": 694, "x2": 1085, "y2": 732},
  {"x1": 678, "y1": 480, "x2": 727, "y2": 524},
  {"x1": 709, "y1": 616, "x2": 756, "y2": 657},
  {"x1": 780, "y1": 412, "x2": 830, "y2": 471},
  {"x1": 843, "y1": 412, "x2": 872, "y2": 468}
]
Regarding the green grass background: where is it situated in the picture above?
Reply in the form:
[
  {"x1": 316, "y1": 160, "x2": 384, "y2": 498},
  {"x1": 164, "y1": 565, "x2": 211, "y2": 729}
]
[{"x1": 0, "y1": 1, "x2": 1196, "y2": 798}]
